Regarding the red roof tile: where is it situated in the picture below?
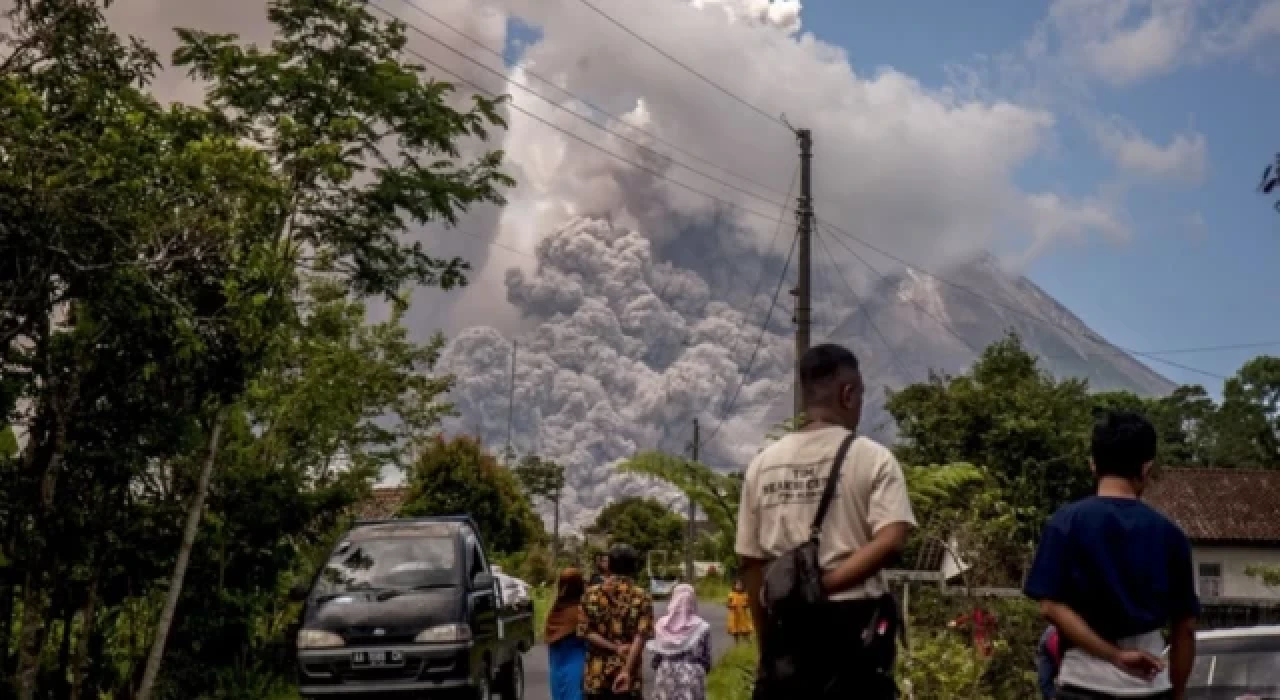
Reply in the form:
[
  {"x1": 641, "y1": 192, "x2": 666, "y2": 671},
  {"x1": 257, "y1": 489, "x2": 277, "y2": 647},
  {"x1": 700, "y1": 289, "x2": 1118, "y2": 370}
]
[
  {"x1": 353, "y1": 486, "x2": 408, "y2": 520},
  {"x1": 1144, "y1": 468, "x2": 1280, "y2": 543}
]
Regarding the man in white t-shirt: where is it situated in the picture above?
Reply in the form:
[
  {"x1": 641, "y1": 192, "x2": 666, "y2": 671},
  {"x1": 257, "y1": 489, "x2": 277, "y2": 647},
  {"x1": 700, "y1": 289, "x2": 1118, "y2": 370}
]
[{"x1": 736, "y1": 343, "x2": 916, "y2": 699}]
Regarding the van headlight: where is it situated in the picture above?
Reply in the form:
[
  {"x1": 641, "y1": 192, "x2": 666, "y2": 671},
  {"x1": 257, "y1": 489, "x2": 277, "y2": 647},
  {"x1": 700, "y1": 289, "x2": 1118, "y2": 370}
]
[
  {"x1": 415, "y1": 624, "x2": 472, "y2": 643},
  {"x1": 297, "y1": 629, "x2": 345, "y2": 649}
]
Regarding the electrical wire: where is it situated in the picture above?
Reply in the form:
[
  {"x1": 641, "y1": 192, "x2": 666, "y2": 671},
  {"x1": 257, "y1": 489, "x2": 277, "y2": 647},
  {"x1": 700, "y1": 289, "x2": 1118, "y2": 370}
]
[
  {"x1": 389, "y1": 8, "x2": 790, "y2": 212},
  {"x1": 814, "y1": 228, "x2": 917, "y2": 382},
  {"x1": 395, "y1": 0, "x2": 792, "y2": 203},
  {"x1": 369, "y1": 11, "x2": 799, "y2": 232},
  {"x1": 572, "y1": 0, "x2": 792, "y2": 132},
  {"x1": 821, "y1": 225, "x2": 982, "y2": 355},
  {"x1": 698, "y1": 229, "x2": 798, "y2": 448},
  {"x1": 816, "y1": 221, "x2": 1230, "y2": 381}
]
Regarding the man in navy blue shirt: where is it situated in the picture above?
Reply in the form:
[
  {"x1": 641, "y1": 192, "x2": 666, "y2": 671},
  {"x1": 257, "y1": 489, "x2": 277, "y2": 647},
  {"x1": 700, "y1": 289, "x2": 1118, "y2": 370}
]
[{"x1": 1024, "y1": 411, "x2": 1199, "y2": 700}]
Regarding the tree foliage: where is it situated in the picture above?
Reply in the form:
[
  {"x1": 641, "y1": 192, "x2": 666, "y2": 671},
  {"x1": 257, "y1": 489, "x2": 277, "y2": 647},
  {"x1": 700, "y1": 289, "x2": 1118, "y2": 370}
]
[
  {"x1": 513, "y1": 455, "x2": 566, "y2": 505},
  {"x1": 887, "y1": 335, "x2": 1094, "y2": 536},
  {"x1": 618, "y1": 452, "x2": 742, "y2": 567},
  {"x1": 399, "y1": 437, "x2": 542, "y2": 555},
  {"x1": 887, "y1": 333, "x2": 1280, "y2": 543},
  {"x1": 0, "y1": 0, "x2": 511, "y2": 695},
  {"x1": 588, "y1": 497, "x2": 686, "y2": 559}
]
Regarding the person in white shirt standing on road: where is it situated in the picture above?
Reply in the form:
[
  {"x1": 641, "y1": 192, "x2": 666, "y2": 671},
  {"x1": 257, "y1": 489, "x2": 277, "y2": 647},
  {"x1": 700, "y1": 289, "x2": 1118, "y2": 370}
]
[{"x1": 735, "y1": 343, "x2": 917, "y2": 699}]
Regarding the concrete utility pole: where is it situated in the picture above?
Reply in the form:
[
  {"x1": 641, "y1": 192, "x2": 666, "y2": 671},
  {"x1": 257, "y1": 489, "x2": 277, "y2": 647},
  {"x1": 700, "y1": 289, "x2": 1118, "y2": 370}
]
[
  {"x1": 505, "y1": 340, "x2": 517, "y2": 461},
  {"x1": 686, "y1": 418, "x2": 699, "y2": 582},
  {"x1": 793, "y1": 128, "x2": 814, "y2": 421}
]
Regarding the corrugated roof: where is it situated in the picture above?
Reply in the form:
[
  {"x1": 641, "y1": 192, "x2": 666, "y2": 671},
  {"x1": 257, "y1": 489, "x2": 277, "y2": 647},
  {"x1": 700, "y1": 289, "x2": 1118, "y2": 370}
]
[
  {"x1": 353, "y1": 486, "x2": 408, "y2": 520},
  {"x1": 1144, "y1": 468, "x2": 1280, "y2": 543}
]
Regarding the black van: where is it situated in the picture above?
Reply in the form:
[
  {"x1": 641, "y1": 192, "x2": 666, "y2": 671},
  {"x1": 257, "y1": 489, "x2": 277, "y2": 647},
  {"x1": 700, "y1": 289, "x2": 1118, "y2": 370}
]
[{"x1": 293, "y1": 516, "x2": 534, "y2": 698}]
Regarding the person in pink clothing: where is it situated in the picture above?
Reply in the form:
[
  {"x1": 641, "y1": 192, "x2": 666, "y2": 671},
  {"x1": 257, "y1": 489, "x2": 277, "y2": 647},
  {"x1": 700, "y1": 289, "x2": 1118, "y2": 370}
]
[{"x1": 646, "y1": 584, "x2": 712, "y2": 700}]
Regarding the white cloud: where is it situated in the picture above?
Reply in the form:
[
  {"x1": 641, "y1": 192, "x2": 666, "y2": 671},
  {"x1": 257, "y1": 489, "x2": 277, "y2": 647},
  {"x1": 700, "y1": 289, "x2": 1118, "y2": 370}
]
[
  {"x1": 1039, "y1": 0, "x2": 1280, "y2": 87},
  {"x1": 1066, "y1": 0, "x2": 1196, "y2": 86},
  {"x1": 1201, "y1": 0, "x2": 1280, "y2": 58},
  {"x1": 1091, "y1": 121, "x2": 1209, "y2": 184}
]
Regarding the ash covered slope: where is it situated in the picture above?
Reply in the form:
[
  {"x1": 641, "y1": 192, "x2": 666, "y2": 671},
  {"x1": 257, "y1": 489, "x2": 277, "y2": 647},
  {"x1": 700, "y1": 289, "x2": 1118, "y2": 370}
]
[
  {"x1": 439, "y1": 218, "x2": 1174, "y2": 528},
  {"x1": 776, "y1": 253, "x2": 1176, "y2": 443}
]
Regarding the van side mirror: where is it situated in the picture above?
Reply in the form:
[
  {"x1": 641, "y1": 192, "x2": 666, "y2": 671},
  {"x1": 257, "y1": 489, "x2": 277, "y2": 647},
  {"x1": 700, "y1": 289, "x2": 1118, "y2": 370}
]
[
  {"x1": 472, "y1": 572, "x2": 494, "y2": 591},
  {"x1": 288, "y1": 581, "x2": 310, "y2": 602}
]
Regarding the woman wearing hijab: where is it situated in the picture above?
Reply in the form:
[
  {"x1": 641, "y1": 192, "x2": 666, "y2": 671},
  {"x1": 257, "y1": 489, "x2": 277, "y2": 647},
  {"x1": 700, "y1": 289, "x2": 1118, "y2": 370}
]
[
  {"x1": 646, "y1": 583, "x2": 712, "y2": 700},
  {"x1": 545, "y1": 568, "x2": 588, "y2": 700}
]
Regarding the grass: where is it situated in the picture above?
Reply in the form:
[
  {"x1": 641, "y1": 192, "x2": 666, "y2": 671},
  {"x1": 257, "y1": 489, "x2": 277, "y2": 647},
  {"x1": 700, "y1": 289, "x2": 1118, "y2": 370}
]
[
  {"x1": 531, "y1": 585, "x2": 553, "y2": 641},
  {"x1": 694, "y1": 577, "x2": 733, "y2": 603},
  {"x1": 706, "y1": 641, "x2": 757, "y2": 700}
]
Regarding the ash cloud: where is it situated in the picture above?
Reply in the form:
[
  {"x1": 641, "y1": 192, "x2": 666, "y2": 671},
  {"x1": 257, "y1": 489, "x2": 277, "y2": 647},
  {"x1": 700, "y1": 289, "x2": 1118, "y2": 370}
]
[{"x1": 440, "y1": 217, "x2": 794, "y2": 528}]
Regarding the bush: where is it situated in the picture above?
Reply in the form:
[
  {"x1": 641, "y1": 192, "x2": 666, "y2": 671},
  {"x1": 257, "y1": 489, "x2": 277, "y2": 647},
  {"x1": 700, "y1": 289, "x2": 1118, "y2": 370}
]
[
  {"x1": 898, "y1": 632, "x2": 995, "y2": 700},
  {"x1": 904, "y1": 587, "x2": 1040, "y2": 699}
]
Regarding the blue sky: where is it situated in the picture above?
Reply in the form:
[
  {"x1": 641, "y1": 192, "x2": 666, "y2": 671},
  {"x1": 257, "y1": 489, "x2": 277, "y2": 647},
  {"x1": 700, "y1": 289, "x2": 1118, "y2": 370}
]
[{"x1": 799, "y1": 0, "x2": 1280, "y2": 389}]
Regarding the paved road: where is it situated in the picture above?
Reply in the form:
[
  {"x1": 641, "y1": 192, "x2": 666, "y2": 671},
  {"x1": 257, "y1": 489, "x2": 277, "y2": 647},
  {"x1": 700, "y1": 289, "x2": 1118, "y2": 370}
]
[{"x1": 524, "y1": 603, "x2": 731, "y2": 700}]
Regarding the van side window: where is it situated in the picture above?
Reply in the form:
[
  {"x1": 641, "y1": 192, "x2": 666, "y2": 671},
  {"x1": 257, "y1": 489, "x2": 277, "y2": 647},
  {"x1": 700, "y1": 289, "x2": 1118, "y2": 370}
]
[{"x1": 462, "y1": 528, "x2": 487, "y2": 581}]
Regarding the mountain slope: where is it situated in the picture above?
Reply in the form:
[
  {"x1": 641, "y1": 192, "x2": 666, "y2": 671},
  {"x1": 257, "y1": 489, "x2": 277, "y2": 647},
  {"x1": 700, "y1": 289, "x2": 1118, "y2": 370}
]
[{"x1": 770, "y1": 254, "x2": 1176, "y2": 441}]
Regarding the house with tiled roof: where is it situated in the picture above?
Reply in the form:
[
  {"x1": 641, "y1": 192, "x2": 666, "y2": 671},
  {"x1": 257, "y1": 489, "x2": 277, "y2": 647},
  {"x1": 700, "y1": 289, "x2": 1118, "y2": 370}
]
[{"x1": 1145, "y1": 468, "x2": 1280, "y2": 604}]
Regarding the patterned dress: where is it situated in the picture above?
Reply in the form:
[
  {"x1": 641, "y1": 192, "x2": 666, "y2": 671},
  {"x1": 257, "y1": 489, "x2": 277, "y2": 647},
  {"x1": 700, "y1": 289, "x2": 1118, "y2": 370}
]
[
  {"x1": 576, "y1": 577, "x2": 655, "y2": 698},
  {"x1": 650, "y1": 628, "x2": 712, "y2": 700}
]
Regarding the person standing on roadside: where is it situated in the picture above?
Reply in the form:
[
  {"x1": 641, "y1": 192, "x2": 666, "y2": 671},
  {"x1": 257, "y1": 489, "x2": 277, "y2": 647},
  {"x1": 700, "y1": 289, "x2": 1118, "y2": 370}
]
[
  {"x1": 1037, "y1": 625, "x2": 1063, "y2": 699},
  {"x1": 1024, "y1": 411, "x2": 1199, "y2": 700},
  {"x1": 578, "y1": 544, "x2": 653, "y2": 700},
  {"x1": 545, "y1": 568, "x2": 588, "y2": 700},
  {"x1": 736, "y1": 344, "x2": 917, "y2": 699},
  {"x1": 590, "y1": 552, "x2": 610, "y2": 586}
]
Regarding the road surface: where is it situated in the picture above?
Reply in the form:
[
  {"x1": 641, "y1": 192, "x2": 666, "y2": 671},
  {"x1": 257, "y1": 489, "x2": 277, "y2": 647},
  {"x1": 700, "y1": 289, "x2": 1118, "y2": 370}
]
[{"x1": 524, "y1": 602, "x2": 731, "y2": 700}]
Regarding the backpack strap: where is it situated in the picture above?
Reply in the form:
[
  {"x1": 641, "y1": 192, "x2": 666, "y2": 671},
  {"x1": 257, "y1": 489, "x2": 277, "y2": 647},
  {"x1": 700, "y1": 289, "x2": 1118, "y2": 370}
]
[{"x1": 809, "y1": 432, "x2": 857, "y2": 541}]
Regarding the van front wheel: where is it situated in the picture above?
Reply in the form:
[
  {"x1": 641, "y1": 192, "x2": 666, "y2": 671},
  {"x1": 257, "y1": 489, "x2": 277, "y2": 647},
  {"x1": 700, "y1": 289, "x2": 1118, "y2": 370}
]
[{"x1": 495, "y1": 655, "x2": 523, "y2": 700}]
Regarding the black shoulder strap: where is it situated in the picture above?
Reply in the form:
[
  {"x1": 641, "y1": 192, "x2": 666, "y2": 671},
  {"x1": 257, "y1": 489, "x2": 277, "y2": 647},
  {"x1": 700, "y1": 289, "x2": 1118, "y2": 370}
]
[{"x1": 809, "y1": 431, "x2": 856, "y2": 541}]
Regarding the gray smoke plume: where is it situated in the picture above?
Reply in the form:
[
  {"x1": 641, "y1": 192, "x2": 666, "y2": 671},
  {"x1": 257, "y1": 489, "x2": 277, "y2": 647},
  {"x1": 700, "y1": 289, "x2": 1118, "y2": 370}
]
[{"x1": 440, "y1": 216, "x2": 797, "y2": 528}]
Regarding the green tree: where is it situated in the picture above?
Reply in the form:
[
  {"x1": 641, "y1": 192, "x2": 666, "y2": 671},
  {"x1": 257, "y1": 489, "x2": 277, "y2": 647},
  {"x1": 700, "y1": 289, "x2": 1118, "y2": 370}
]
[
  {"x1": 513, "y1": 455, "x2": 566, "y2": 565},
  {"x1": 617, "y1": 452, "x2": 742, "y2": 569},
  {"x1": 399, "y1": 437, "x2": 542, "y2": 554},
  {"x1": 1212, "y1": 356, "x2": 1280, "y2": 469},
  {"x1": 0, "y1": 0, "x2": 514, "y2": 694},
  {"x1": 588, "y1": 497, "x2": 685, "y2": 560},
  {"x1": 904, "y1": 463, "x2": 1030, "y2": 587},
  {"x1": 886, "y1": 333, "x2": 1094, "y2": 537},
  {"x1": 1088, "y1": 387, "x2": 1222, "y2": 468}
]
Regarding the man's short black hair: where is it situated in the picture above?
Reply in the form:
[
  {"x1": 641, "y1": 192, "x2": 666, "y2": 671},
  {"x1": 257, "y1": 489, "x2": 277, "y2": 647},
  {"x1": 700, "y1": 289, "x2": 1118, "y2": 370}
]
[
  {"x1": 607, "y1": 544, "x2": 640, "y2": 578},
  {"x1": 798, "y1": 343, "x2": 860, "y2": 404},
  {"x1": 1091, "y1": 410, "x2": 1158, "y2": 479}
]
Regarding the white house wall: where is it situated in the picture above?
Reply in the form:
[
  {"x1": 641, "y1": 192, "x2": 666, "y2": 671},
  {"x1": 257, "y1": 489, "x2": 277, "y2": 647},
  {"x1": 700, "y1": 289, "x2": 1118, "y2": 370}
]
[{"x1": 1193, "y1": 545, "x2": 1280, "y2": 600}]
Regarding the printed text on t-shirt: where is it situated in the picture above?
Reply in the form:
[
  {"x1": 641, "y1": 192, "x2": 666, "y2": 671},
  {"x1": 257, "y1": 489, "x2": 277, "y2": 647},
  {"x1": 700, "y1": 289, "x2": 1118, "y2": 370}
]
[{"x1": 760, "y1": 464, "x2": 830, "y2": 509}]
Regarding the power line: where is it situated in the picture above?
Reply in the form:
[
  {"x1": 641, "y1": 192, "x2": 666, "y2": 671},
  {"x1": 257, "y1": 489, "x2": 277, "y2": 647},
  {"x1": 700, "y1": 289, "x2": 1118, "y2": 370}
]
[
  {"x1": 572, "y1": 0, "x2": 791, "y2": 132},
  {"x1": 699, "y1": 230, "x2": 798, "y2": 448},
  {"x1": 395, "y1": 0, "x2": 792, "y2": 203},
  {"x1": 821, "y1": 226, "x2": 981, "y2": 355},
  {"x1": 370, "y1": 8, "x2": 799, "y2": 233},
  {"x1": 814, "y1": 229, "x2": 917, "y2": 382},
  {"x1": 814, "y1": 221, "x2": 1230, "y2": 381},
  {"x1": 387, "y1": 6, "x2": 791, "y2": 212}
]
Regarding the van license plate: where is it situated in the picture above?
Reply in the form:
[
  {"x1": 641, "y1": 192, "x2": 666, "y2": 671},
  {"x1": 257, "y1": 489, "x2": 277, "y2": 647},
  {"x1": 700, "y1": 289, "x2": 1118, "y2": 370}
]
[{"x1": 351, "y1": 650, "x2": 404, "y2": 667}]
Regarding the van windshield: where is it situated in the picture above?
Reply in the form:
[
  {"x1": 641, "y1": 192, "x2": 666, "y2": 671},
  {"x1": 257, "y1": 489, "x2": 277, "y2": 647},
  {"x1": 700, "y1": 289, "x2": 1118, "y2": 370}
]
[{"x1": 312, "y1": 537, "x2": 457, "y2": 597}]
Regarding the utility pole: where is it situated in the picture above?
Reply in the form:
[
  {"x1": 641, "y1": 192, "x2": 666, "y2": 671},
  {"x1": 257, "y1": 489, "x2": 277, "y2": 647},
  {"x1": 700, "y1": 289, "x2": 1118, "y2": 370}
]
[
  {"x1": 686, "y1": 418, "x2": 699, "y2": 583},
  {"x1": 793, "y1": 128, "x2": 814, "y2": 421},
  {"x1": 505, "y1": 340, "x2": 517, "y2": 462}
]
